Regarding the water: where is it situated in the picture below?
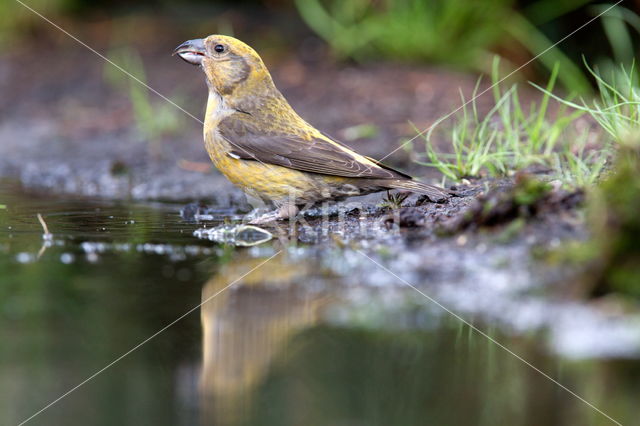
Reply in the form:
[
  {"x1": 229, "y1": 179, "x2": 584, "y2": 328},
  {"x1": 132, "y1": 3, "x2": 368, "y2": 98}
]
[{"x1": 1, "y1": 180, "x2": 638, "y2": 426}]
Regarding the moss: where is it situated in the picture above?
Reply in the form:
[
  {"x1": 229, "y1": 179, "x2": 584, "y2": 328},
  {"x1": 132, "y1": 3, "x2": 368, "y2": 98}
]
[
  {"x1": 512, "y1": 175, "x2": 552, "y2": 206},
  {"x1": 443, "y1": 174, "x2": 552, "y2": 234},
  {"x1": 584, "y1": 137, "x2": 640, "y2": 297}
]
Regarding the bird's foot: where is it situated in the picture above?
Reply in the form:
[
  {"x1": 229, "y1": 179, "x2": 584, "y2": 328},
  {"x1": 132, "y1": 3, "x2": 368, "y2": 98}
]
[{"x1": 247, "y1": 204, "x2": 299, "y2": 225}]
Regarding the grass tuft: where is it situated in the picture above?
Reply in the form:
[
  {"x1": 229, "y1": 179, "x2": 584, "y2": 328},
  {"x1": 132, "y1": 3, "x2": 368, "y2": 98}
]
[
  {"x1": 380, "y1": 191, "x2": 410, "y2": 210},
  {"x1": 534, "y1": 61, "x2": 640, "y2": 142},
  {"x1": 417, "y1": 58, "x2": 611, "y2": 187}
]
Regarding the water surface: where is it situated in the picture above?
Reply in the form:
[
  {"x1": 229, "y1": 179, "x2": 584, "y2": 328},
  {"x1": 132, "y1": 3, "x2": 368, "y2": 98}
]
[{"x1": 1, "y1": 180, "x2": 637, "y2": 426}]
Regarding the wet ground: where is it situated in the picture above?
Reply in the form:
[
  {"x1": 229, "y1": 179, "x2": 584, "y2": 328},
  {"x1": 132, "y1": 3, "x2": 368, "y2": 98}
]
[
  {"x1": 2, "y1": 21, "x2": 639, "y2": 426},
  {"x1": 1, "y1": 180, "x2": 639, "y2": 426}
]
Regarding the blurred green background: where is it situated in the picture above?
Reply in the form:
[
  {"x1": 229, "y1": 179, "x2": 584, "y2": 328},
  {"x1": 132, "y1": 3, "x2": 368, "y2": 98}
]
[{"x1": 2, "y1": 0, "x2": 640, "y2": 92}]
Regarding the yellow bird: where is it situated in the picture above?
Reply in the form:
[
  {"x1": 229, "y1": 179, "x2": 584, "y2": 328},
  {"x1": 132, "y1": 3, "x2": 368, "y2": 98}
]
[{"x1": 174, "y1": 35, "x2": 451, "y2": 223}]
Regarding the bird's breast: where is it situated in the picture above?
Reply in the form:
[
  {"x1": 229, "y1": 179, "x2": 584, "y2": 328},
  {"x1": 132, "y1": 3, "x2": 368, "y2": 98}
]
[{"x1": 204, "y1": 91, "x2": 235, "y2": 132}]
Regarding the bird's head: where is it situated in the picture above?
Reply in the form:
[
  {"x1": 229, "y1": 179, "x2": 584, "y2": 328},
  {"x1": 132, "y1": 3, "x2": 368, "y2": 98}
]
[{"x1": 174, "y1": 35, "x2": 274, "y2": 99}]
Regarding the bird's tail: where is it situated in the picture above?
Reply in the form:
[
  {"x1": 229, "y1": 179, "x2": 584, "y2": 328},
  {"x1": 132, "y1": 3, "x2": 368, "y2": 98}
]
[{"x1": 382, "y1": 179, "x2": 452, "y2": 202}]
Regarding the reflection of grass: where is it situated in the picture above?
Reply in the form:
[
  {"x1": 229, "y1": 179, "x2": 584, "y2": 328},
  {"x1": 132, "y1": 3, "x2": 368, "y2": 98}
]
[
  {"x1": 417, "y1": 59, "x2": 609, "y2": 187},
  {"x1": 104, "y1": 47, "x2": 183, "y2": 157},
  {"x1": 252, "y1": 323, "x2": 635, "y2": 425}
]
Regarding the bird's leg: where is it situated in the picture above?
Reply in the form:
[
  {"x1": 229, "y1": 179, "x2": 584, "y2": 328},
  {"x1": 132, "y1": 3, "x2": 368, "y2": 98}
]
[
  {"x1": 247, "y1": 210, "x2": 279, "y2": 225},
  {"x1": 244, "y1": 207, "x2": 272, "y2": 222},
  {"x1": 243, "y1": 193, "x2": 274, "y2": 222},
  {"x1": 277, "y1": 203, "x2": 299, "y2": 219},
  {"x1": 248, "y1": 203, "x2": 299, "y2": 225}
]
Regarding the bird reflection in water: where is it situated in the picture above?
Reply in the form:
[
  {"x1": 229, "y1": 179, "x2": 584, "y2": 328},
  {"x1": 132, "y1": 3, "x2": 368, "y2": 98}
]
[{"x1": 199, "y1": 251, "x2": 332, "y2": 425}]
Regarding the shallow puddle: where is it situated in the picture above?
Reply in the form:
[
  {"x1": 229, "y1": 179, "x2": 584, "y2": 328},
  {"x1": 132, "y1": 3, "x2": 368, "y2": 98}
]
[{"x1": 0, "y1": 180, "x2": 638, "y2": 426}]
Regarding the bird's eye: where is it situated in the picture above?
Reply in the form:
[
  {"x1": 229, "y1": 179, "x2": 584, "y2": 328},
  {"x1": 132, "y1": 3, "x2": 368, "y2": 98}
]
[{"x1": 214, "y1": 44, "x2": 225, "y2": 53}]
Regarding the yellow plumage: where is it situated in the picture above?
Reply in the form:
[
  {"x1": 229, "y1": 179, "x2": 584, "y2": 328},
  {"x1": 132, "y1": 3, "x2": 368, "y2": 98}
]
[
  {"x1": 175, "y1": 35, "x2": 450, "y2": 222},
  {"x1": 202, "y1": 88, "x2": 352, "y2": 204}
]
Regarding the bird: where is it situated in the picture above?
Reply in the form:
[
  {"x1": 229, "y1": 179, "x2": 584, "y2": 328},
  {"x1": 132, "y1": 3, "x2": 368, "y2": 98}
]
[{"x1": 174, "y1": 35, "x2": 451, "y2": 223}]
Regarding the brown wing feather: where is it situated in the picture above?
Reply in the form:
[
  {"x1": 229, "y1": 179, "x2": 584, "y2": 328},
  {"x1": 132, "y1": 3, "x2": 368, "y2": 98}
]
[{"x1": 218, "y1": 115, "x2": 409, "y2": 180}]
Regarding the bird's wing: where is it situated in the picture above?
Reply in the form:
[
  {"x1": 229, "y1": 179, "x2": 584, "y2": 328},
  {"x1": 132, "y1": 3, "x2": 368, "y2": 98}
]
[{"x1": 218, "y1": 115, "x2": 410, "y2": 180}]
